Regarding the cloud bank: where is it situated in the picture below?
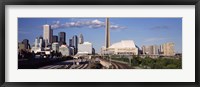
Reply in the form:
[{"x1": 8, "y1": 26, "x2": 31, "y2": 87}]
[{"x1": 50, "y1": 19, "x2": 126, "y2": 30}]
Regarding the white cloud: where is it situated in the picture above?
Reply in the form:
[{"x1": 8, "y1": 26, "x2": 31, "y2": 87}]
[
  {"x1": 110, "y1": 25, "x2": 126, "y2": 30},
  {"x1": 50, "y1": 19, "x2": 126, "y2": 30}
]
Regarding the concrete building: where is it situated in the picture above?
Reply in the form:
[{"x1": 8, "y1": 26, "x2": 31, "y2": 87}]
[
  {"x1": 102, "y1": 40, "x2": 138, "y2": 55},
  {"x1": 142, "y1": 45, "x2": 159, "y2": 55},
  {"x1": 38, "y1": 36, "x2": 45, "y2": 47},
  {"x1": 78, "y1": 42, "x2": 93, "y2": 54},
  {"x1": 31, "y1": 37, "x2": 44, "y2": 53},
  {"x1": 59, "y1": 44, "x2": 70, "y2": 57},
  {"x1": 142, "y1": 46, "x2": 148, "y2": 54},
  {"x1": 43, "y1": 24, "x2": 53, "y2": 44},
  {"x1": 59, "y1": 32, "x2": 66, "y2": 45},
  {"x1": 160, "y1": 42, "x2": 175, "y2": 56},
  {"x1": 79, "y1": 33, "x2": 84, "y2": 44},
  {"x1": 105, "y1": 18, "x2": 110, "y2": 48},
  {"x1": 52, "y1": 42, "x2": 59, "y2": 52},
  {"x1": 153, "y1": 45, "x2": 160, "y2": 55}
]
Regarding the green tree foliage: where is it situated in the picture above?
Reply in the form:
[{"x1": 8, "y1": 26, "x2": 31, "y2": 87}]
[
  {"x1": 139, "y1": 57, "x2": 182, "y2": 69},
  {"x1": 110, "y1": 55, "x2": 182, "y2": 69}
]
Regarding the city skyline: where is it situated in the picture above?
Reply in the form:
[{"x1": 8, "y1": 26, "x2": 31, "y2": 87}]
[{"x1": 18, "y1": 18, "x2": 182, "y2": 53}]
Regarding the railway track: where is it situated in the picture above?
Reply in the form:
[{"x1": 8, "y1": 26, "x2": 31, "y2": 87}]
[
  {"x1": 100, "y1": 58, "x2": 131, "y2": 69},
  {"x1": 39, "y1": 63, "x2": 89, "y2": 69},
  {"x1": 111, "y1": 60, "x2": 131, "y2": 69}
]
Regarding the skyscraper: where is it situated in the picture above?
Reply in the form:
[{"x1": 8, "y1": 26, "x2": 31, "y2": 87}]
[
  {"x1": 39, "y1": 36, "x2": 45, "y2": 47},
  {"x1": 59, "y1": 32, "x2": 66, "y2": 45},
  {"x1": 69, "y1": 39, "x2": 73, "y2": 47},
  {"x1": 22, "y1": 39, "x2": 29, "y2": 49},
  {"x1": 43, "y1": 24, "x2": 53, "y2": 44},
  {"x1": 52, "y1": 35, "x2": 58, "y2": 42},
  {"x1": 105, "y1": 18, "x2": 110, "y2": 48},
  {"x1": 35, "y1": 37, "x2": 39, "y2": 48},
  {"x1": 79, "y1": 33, "x2": 84, "y2": 44},
  {"x1": 72, "y1": 35, "x2": 78, "y2": 54}
]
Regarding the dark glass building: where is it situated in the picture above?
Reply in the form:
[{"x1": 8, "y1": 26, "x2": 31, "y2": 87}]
[
  {"x1": 72, "y1": 35, "x2": 78, "y2": 54},
  {"x1": 52, "y1": 35, "x2": 58, "y2": 42},
  {"x1": 59, "y1": 32, "x2": 66, "y2": 45},
  {"x1": 69, "y1": 39, "x2": 73, "y2": 47},
  {"x1": 22, "y1": 39, "x2": 30, "y2": 49}
]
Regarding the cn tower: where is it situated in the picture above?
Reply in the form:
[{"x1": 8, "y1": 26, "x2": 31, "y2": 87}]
[{"x1": 105, "y1": 18, "x2": 110, "y2": 48}]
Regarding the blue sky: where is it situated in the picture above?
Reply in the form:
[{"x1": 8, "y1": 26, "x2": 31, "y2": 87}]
[{"x1": 18, "y1": 18, "x2": 182, "y2": 53}]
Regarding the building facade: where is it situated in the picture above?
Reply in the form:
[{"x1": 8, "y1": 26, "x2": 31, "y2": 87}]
[
  {"x1": 43, "y1": 24, "x2": 53, "y2": 44},
  {"x1": 160, "y1": 42, "x2": 175, "y2": 56},
  {"x1": 59, "y1": 32, "x2": 66, "y2": 45},
  {"x1": 142, "y1": 45, "x2": 159, "y2": 55},
  {"x1": 18, "y1": 43, "x2": 26, "y2": 51},
  {"x1": 69, "y1": 39, "x2": 73, "y2": 47},
  {"x1": 22, "y1": 39, "x2": 30, "y2": 49},
  {"x1": 102, "y1": 40, "x2": 138, "y2": 55},
  {"x1": 72, "y1": 35, "x2": 78, "y2": 54},
  {"x1": 59, "y1": 44, "x2": 70, "y2": 57},
  {"x1": 52, "y1": 42, "x2": 59, "y2": 52},
  {"x1": 79, "y1": 33, "x2": 84, "y2": 44},
  {"x1": 52, "y1": 35, "x2": 58, "y2": 43},
  {"x1": 31, "y1": 37, "x2": 44, "y2": 53},
  {"x1": 78, "y1": 42, "x2": 93, "y2": 54}
]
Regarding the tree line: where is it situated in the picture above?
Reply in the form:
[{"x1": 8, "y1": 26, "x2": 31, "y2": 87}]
[{"x1": 110, "y1": 55, "x2": 182, "y2": 69}]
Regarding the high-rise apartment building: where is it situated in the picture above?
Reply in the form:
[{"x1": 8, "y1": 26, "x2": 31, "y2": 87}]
[
  {"x1": 142, "y1": 45, "x2": 159, "y2": 55},
  {"x1": 152, "y1": 45, "x2": 159, "y2": 55},
  {"x1": 160, "y1": 42, "x2": 175, "y2": 56}
]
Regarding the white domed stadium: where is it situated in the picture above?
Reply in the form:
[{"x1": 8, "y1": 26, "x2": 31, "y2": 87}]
[
  {"x1": 101, "y1": 40, "x2": 138, "y2": 55},
  {"x1": 59, "y1": 44, "x2": 70, "y2": 57}
]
